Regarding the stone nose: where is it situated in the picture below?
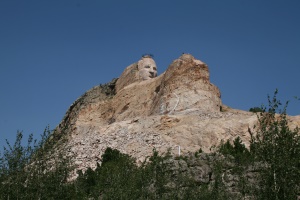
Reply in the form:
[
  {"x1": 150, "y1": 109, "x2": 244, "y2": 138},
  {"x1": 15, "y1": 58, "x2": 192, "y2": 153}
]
[{"x1": 149, "y1": 71, "x2": 154, "y2": 77}]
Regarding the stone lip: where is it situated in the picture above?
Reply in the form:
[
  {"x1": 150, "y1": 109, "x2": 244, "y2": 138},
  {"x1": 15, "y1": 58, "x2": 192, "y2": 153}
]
[{"x1": 53, "y1": 54, "x2": 300, "y2": 174}]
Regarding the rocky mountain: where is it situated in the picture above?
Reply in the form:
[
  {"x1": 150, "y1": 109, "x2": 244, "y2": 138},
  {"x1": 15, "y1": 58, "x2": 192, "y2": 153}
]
[{"x1": 53, "y1": 53, "x2": 300, "y2": 173}]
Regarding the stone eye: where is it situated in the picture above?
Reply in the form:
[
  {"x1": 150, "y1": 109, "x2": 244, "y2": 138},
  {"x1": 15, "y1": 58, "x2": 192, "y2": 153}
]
[
  {"x1": 145, "y1": 65, "x2": 150, "y2": 68},
  {"x1": 153, "y1": 67, "x2": 157, "y2": 71}
]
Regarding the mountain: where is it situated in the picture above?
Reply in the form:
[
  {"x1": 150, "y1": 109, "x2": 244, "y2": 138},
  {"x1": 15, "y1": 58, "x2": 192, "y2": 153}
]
[{"x1": 53, "y1": 53, "x2": 300, "y2": 173}]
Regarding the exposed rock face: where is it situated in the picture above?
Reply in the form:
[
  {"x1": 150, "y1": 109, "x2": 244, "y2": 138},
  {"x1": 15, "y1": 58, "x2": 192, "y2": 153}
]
[
  {"x1": 161, "y1": 152, "x2": 260, "y2": 197},
  {"x1": 54, "y1": 54, "x2": 299, "y2": 173},
  {"x1": 56, "y1": 78, "x2": 118, "y2": 136},
  {"x1": 115, "y1": 62, "x2": 138, "y2": 93},
  {"x1": 150, "y1": 54, "x2": 221, "y2": 115}
]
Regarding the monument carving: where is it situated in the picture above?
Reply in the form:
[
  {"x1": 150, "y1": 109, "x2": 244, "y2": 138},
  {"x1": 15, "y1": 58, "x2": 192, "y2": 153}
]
[
  {"x1": 115, "y1": 55, "x2": 158, "y2": 93},
  {"x1": 137, "y1": 55, "x2": 157, "y2": 80}
]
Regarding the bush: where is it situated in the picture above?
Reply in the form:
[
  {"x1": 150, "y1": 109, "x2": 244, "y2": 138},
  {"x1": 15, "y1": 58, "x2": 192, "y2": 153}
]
[{"x1": 249, "y1": 107, "x2": 264, "y2": 113}]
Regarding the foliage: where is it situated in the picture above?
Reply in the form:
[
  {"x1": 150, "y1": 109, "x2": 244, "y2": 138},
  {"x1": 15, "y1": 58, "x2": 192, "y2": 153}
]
[
  {"x1": 249, "y1": 89, "x2": 300, "y2": 199},
  {"x1": 0, "y1": 127, "x2": 75, "y2": 200},
  {"x1": 217, "y1": 137, "x2": 253, "y2": 199},
  {"x1": 219, "y1": 136, "x2": 252, "y2": 165},
  {"x1": 75, "y1": 147, "x2": 140, "y2": 199},
  {"x1": 249, "y1": 107, "x2": 264, "y2": 113},
  {"x1": 74, "y1": 147, "x2": 236, "y2": 199},
  {"x1": 194, "y1": 148, "x2": 203, "y2": 158},
  {"x1": 217, "y1": 90, "x2": 300, "y2": 199}
]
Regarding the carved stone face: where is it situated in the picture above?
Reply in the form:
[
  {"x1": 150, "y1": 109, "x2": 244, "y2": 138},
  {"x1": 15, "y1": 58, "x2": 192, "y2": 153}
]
[{"x1": 137, "y1": 57, "x2": 157, "y2": 80}]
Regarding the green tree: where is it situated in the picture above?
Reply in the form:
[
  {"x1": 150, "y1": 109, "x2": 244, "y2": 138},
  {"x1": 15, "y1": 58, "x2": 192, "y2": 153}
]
[
  {"x1": 0, "y1": 131, "x2": 32, "y2": 199},
  {"x1": 217, "y1": 137, "x2": 252, "y2": 199},
  {"x1": 0, "y1": 127, "x2": 75, "y2": 200},
  {"x1": 249, "y1": 89, "x2": 300, "y2": 199},
  {"x1": 219, "y1": 136, "x2": 251, "y2": 164},
  {"x1": 75, "y1": 147, "x2": 141, "y2": 199}
]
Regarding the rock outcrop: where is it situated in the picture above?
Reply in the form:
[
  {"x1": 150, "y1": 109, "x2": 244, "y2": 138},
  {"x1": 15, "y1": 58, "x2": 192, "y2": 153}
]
[{"x1": 53, "y1": 54, "x2": 300, "y2": 173}]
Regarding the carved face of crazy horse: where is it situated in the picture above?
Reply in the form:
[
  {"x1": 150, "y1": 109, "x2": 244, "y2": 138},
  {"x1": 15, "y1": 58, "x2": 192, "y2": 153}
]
[{"x1": 137, "y1": 56, "x2": 157, "y2": 80}]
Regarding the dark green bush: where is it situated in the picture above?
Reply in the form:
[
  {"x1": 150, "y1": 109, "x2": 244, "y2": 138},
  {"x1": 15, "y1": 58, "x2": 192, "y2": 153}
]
[{"x1": 249, "y1": 107, "x2": 264, "y2": 113}]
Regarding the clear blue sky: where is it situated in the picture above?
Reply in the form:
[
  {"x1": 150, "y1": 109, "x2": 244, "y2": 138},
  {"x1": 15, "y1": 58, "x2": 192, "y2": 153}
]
[{"x1": 1, "y1": 0, "x2": 300, "y2": 149}]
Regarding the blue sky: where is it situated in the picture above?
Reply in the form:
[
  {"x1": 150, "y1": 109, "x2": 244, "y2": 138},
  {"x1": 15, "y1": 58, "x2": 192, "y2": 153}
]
[{"x1": 1, "y1": 0, "x2": 300, "y2": 149}]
